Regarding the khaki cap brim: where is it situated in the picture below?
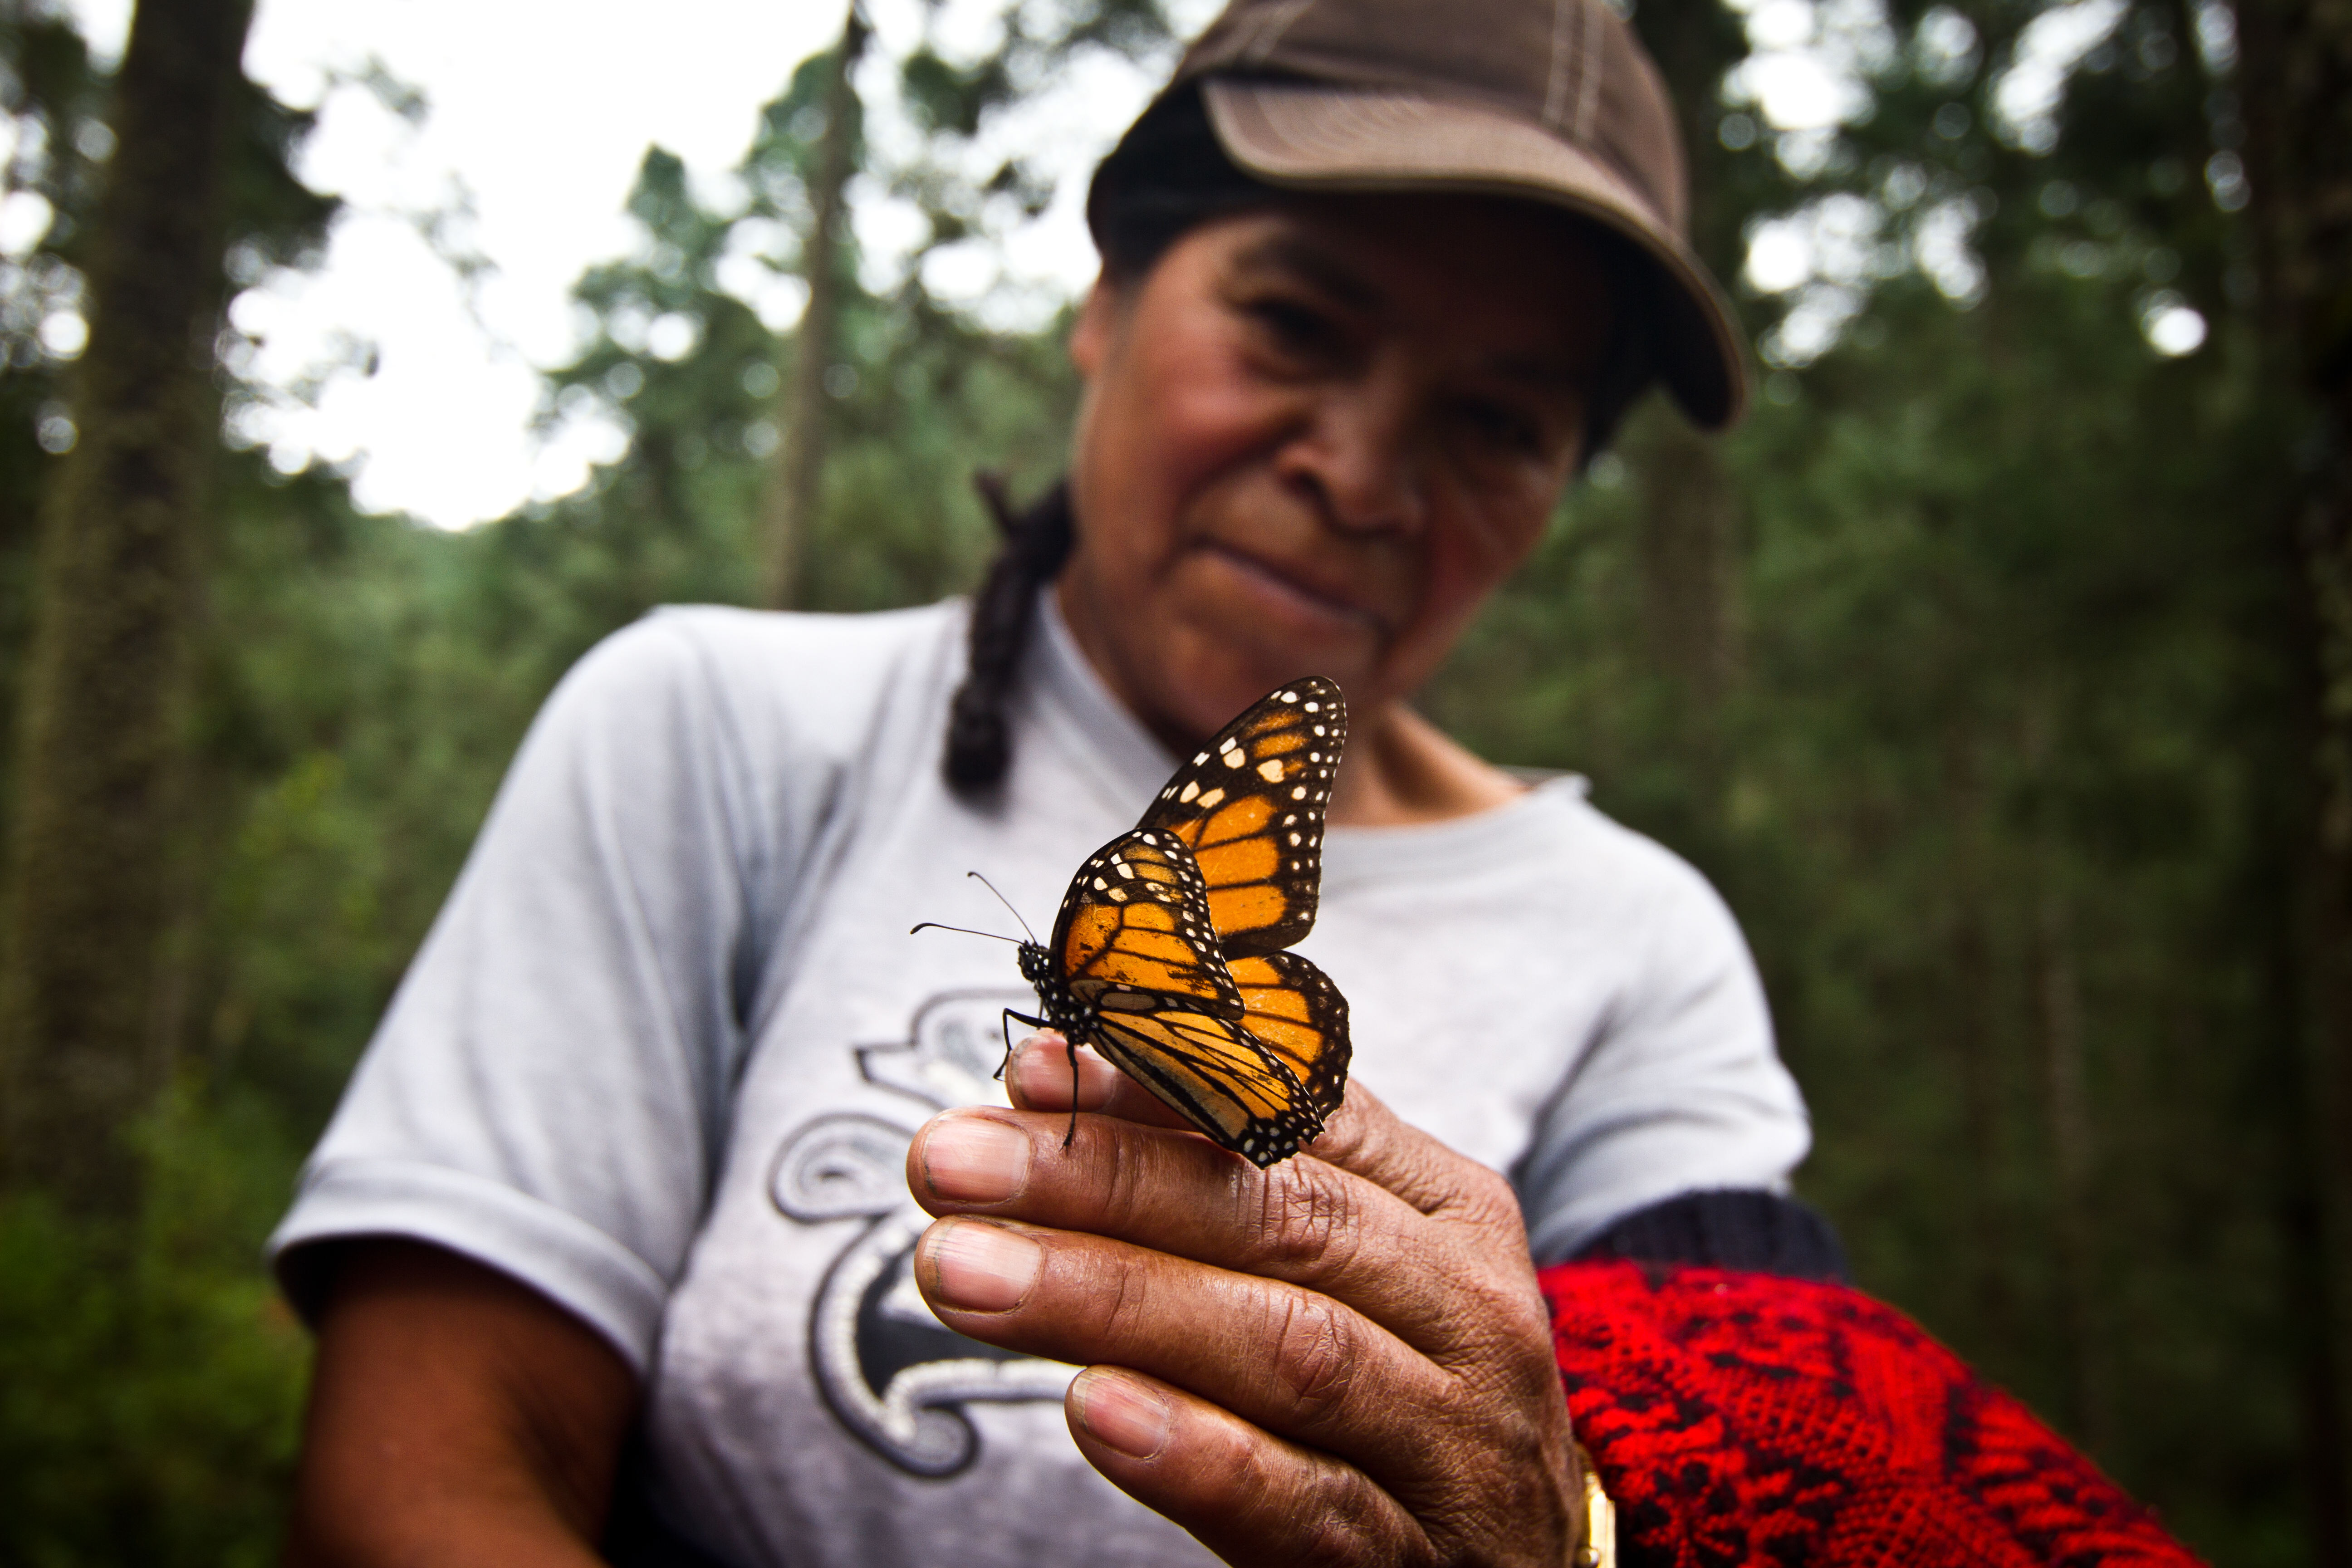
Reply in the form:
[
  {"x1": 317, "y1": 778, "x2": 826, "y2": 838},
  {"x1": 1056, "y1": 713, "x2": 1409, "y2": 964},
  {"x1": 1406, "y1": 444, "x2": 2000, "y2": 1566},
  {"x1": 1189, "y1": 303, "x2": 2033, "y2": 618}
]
[{"x1": 1202, "y1": 77, "x2": 1749, "y2": 429}]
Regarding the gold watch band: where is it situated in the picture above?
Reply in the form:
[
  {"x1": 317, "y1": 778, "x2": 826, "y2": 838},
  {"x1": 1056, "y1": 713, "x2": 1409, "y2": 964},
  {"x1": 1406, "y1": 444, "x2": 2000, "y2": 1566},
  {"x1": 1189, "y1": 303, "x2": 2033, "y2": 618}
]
[{"x1": 1572, "y1": 1442, "x2": 1617, "y2": 1568}]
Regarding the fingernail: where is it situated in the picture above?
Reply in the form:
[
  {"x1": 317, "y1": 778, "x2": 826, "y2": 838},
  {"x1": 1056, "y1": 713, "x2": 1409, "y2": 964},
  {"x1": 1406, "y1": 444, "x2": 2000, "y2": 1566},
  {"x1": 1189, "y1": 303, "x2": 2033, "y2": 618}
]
[
  {"x1": 926, "y1": 1220, "x2": 1042, "y2": 1312},
  {"x1": 1011, "y1": 1038, "x2": 1119, "y2": 1110},
  {"x1": 1074, "y1": 1369, "x2": 1171, "y2": 1460},
  {"x1": 922, "y1": 1112, "x2": 1031, "y2": 1203}
]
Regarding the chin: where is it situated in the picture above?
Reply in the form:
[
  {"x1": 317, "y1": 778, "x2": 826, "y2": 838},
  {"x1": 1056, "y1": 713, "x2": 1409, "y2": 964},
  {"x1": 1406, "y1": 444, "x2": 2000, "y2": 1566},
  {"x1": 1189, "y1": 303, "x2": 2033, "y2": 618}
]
[{"x1": 1163, "y1": 624, "x2": 1375, "y2": 738}]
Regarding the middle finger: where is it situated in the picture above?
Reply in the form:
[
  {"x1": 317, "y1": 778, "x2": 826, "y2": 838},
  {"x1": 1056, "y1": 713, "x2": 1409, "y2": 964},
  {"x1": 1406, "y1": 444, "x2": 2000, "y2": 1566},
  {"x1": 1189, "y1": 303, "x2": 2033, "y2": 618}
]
[
  {"x1": 916, "y1": 1212, "x2": 1467, "y2": 1479},
  {"x1": 907, "y1": 1106, "x2": 1525, "y2": 1361}
]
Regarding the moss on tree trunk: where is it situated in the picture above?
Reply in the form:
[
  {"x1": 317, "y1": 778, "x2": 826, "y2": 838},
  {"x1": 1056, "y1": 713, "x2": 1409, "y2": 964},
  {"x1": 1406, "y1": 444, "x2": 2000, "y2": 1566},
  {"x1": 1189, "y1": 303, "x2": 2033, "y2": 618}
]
[{"x1": 0, "y1": 0, "x2": 253, "y2": 1212}]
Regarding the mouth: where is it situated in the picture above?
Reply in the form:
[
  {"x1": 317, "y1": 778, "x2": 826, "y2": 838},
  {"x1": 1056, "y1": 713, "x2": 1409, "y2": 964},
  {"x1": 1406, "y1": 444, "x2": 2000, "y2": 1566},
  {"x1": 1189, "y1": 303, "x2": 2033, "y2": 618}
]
[{"x1": 1199, "y1": 543, "x2": 1390, "y2": 637}]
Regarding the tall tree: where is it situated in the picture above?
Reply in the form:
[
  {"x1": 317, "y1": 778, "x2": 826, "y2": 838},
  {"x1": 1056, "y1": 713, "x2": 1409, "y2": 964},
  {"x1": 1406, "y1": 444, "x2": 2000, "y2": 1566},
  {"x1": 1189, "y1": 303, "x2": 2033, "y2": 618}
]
[
  {"x1": 0, "y1": 0, "x2": 255, "y2": 1211},
  {"x1": 759, "y1": 4, "x2": 867, "y2": 610},
  {"x1": 2239, "y1": 0, "x2": 2352, "y2": 1551}
]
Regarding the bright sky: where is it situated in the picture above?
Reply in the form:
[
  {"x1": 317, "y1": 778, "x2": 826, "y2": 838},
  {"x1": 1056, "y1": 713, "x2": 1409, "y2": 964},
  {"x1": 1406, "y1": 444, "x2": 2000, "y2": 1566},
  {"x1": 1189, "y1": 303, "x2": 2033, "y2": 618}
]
[{"x1": 68, "y1": 0, "x2": 1203, "y2": 528}]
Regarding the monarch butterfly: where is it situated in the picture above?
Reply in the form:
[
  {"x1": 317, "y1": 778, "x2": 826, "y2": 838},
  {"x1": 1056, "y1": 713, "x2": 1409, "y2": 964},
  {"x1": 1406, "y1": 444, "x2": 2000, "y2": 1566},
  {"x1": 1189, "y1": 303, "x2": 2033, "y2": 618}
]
[{"x1": 1009, "y1": 679, "x2": 1352, "y2": 1167}]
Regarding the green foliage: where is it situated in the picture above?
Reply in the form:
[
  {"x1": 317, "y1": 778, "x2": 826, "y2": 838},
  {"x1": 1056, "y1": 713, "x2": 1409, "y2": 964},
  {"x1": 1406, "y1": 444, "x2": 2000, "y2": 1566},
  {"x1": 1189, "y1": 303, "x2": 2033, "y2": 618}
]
[{"x1": 0, "y1": 1086, "x2": 308, "y2": 1568}]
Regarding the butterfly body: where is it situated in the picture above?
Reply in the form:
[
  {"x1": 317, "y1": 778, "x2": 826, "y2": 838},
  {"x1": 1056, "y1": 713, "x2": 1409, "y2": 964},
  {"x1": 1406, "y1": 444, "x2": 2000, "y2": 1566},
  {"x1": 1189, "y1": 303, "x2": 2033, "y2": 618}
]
[{"x1": 1010, "y1": 680, "x2": 1353, "y2": 1168}]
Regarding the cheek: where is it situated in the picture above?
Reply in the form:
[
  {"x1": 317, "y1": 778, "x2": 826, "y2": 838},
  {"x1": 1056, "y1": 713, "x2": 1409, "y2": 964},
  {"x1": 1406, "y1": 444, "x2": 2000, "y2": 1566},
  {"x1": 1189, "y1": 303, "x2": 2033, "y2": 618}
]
[
  {"x1": 1403, "y1": 490, "x2": 1555, "y2": 643},
  {"x1": 1095, "y1": 330, "x2": 1297, "y2": 522}
]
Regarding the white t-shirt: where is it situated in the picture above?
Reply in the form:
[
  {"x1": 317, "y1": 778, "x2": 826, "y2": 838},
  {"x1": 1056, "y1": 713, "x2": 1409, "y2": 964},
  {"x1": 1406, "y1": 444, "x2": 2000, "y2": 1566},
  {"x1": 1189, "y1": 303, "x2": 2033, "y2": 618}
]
[{"x1": 270, "y1": 595, "x2": 1810, "y2": 1568}]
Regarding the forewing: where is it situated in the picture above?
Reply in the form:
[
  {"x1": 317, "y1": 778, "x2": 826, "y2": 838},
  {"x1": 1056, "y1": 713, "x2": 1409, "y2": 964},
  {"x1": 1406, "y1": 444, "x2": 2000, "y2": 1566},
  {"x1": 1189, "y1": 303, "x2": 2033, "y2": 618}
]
[
  {"x1": 1139, "y1": 676, "x2": 1347, "y2": 958},
  {"x1": 1084, "y1": 1003, "x2": 1323, "y2": 1168},
  {"x1": 1225, "y1": 951, "x2": 1351, "y2": 1123},
  {"x1": 1053, "y1": 829, "x2": 1243, "y2": 1018}
]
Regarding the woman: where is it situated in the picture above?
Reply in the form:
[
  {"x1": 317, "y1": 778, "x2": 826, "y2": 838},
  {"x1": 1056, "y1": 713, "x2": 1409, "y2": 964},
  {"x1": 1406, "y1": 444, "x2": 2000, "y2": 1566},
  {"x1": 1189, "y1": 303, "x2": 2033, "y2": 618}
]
[{"x1": 270, "y1": 1, "x2": 2109, "y2": 1564}]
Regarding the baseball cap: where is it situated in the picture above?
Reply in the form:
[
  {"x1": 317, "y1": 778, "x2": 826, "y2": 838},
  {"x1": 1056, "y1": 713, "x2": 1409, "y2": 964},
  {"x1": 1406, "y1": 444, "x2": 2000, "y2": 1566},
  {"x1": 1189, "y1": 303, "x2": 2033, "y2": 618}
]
[{"x1": 1114, "y1": 0, "x2": 1748, "y2": 429}]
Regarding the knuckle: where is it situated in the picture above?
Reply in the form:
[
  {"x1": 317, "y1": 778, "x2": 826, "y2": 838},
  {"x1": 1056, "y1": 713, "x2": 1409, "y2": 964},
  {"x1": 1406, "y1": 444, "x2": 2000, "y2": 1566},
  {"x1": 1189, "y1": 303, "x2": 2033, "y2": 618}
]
[
  {"x1": 1269, "y1": 1291, "x2": 1359, "y2": 1423},
  {"x1": 1275, "y1": 1455, "x2": 1423, "y2": 1568},
  {"x1": 1451, "y1": 1163, "x2": 1523, "y2": 1230},
  {"x1": 1084, "y1": 1248, "x2": 1156, "y2": 1340},
  {"x1": 1089, "y1": 1117, "x2": 1152, "y2": 1221},
  {"x1": 1255, "y1": 1165, "x2": 1362, "y2": 1277}
]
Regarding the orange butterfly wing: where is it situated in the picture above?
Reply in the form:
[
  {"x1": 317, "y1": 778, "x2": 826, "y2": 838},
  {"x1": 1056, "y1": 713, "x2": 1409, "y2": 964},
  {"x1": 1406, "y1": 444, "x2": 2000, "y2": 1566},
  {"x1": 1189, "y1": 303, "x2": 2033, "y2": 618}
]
[
  {"x1": 1225, "y1": 951, "x2": 1349, "y2": 1124},
  {"x1": 1087, "y1": 1002, "x2": 1324, "y2": 1168},
  {"x1": 1139, "y1": 677, "x2": 1346, "y2": 960}
]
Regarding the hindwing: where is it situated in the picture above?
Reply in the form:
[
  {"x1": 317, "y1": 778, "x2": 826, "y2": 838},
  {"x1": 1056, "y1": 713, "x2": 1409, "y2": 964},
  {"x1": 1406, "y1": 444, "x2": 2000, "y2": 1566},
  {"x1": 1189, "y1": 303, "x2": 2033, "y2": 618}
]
[
  {"x1": 1083, "y1": 1001, "x2": 1323, "y2": 1169},
  {"x1": 1225, "y1": 950, "x2": 1350, "y2": 1124}
]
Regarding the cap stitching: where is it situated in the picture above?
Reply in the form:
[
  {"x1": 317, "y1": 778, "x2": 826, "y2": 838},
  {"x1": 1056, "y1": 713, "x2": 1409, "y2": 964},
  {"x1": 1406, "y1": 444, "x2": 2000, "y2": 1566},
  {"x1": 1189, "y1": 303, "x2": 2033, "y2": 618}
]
[
  {"x1": 1574, "y1": 0, "x2": 1605, "y2": 144},
  {"x1": 1542, "y1": 0, "x2": 1577, "y2": 132},
  {"x1": 1239, "y1": 0, "x2": 1324, "y2": 65}
]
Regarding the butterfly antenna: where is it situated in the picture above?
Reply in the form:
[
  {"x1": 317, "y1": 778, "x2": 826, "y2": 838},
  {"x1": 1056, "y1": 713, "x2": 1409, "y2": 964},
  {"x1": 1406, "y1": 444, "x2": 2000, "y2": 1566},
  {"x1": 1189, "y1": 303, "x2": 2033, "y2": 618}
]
[
  {"x1": 966, "y1": 871, "x2": 1039, "y2": 944},
  {"x1": 907, "y1": 921, "x2": 1023, "y2": 946}
]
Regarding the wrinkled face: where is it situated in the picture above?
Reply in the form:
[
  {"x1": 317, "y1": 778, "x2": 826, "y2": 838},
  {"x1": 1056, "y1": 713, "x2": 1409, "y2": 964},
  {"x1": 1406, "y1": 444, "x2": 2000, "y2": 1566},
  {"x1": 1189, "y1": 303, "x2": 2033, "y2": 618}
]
[{"x1": 1058, "y1": 192, "x2": 1612, "y2": 750}]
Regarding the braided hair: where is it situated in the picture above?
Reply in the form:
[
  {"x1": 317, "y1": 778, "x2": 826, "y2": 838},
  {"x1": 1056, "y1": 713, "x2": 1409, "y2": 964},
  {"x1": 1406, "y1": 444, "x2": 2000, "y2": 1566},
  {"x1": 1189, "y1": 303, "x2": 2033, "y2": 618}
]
[
  {"x1": 940, "y1": 83, "x2": 1659, "y2": 799},
  {"x1": 942, "y1": 474, "x2": 1074, "y2": 794}
]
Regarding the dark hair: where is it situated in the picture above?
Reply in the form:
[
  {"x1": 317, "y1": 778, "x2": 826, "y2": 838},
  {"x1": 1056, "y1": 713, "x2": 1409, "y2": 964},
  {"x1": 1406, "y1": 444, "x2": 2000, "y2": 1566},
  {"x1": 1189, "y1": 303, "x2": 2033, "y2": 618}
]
[
  {"x1": 943, "y1": 474, "x2": 1073, "y2": 797},
  {"x1": 941, "y1": 83, "x2": 1660, "y2": 799}
]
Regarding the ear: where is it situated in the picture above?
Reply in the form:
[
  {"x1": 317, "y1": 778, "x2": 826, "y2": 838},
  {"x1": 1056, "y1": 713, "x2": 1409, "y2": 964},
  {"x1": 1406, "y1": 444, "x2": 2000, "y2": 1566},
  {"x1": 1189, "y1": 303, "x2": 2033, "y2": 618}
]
[{"x1": 1068, "y1": 271, "x2": 1123, "y2": 380}]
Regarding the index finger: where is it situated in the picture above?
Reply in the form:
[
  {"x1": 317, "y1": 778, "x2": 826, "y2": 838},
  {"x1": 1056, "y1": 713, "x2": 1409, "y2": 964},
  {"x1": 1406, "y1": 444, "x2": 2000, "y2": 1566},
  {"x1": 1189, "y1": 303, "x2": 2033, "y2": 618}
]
[
  {"x1": 1004, "y1": 1031, "x2": 1204, "y2": 1136},
  {"x1": 1010, "y1": 1033, "x2": 1521, "y2": 1230}
]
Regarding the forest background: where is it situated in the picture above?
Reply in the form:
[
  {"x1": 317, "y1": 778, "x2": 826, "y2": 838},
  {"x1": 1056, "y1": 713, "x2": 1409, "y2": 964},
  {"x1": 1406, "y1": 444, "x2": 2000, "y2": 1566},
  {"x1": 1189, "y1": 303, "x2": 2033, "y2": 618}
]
[{"x1": 0, "y1": 0, "x2": 2347, "y2": 1562}]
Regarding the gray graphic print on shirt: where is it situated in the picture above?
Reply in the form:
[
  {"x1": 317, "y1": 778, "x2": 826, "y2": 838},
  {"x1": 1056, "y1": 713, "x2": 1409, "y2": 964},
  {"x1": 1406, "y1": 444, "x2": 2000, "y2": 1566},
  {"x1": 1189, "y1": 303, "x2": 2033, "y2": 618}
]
[{"x1": 770, "y1": 991, "x2": 1073, "y2": 1476}]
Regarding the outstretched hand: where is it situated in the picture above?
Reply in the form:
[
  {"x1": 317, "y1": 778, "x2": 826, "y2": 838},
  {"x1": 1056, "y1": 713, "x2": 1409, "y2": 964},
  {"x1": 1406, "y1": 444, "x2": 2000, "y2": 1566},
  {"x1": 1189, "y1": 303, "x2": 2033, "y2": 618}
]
[{"x1": 904, "y1": 1033, "x2": 1588, "y2": 1568}]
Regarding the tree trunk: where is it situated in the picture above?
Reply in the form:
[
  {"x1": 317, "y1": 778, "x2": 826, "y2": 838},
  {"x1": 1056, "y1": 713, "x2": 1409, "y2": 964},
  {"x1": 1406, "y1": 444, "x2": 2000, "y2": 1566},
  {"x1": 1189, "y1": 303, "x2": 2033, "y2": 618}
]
[
  {"x1": 1632, "y1": 412, "x2": 1740, "y2": 706},
  {"x1": 2035, "y1": 884, "x2": 2108, "y2": 1457},
  {"x1": 0, "y1": 0, "x2": 253, "y2": 1213},
  {"x1": 2238, "y1": 0, "x2": 2352, "y2": 1553},
  {"x1": 759, "y1": 5, "x2": 867, "y2": 611}
]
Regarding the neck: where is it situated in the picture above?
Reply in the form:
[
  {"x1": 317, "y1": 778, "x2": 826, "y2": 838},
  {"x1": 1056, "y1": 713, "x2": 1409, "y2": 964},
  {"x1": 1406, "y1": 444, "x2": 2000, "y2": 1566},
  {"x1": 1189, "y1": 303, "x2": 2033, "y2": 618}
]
[{"x1": 1326, "y1": 702, "x2": 1524, "y2": 827}]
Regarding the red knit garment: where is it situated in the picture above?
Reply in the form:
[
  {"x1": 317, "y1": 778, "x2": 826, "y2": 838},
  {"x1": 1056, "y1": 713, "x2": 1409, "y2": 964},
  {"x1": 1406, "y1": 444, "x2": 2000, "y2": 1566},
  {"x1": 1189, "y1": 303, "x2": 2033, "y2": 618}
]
[{"x1": 1540, "y1": 1261, "x2": 2206, "y2": 1568}]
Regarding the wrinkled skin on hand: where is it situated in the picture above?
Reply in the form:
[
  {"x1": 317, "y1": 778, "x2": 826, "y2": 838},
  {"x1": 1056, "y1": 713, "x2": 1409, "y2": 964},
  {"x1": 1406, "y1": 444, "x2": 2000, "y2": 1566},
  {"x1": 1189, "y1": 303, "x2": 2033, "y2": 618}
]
[{"x1": 904, "y1": 1034, "x2": 1587, "y2": 1568}]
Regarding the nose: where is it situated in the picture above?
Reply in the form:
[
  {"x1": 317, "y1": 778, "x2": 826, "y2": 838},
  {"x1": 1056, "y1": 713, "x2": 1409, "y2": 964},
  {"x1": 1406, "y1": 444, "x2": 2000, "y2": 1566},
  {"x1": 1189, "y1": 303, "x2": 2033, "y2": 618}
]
[{"x1": 1276, "y1": 361, "x2": 1427, "y2": 537}]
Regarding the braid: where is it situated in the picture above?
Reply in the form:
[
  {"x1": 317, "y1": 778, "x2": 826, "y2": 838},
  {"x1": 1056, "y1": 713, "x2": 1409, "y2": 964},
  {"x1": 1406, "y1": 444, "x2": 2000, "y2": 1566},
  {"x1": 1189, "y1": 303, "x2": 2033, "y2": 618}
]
[{"x1": 944, "y1": 474, "x2": 1074, "y2": 799}]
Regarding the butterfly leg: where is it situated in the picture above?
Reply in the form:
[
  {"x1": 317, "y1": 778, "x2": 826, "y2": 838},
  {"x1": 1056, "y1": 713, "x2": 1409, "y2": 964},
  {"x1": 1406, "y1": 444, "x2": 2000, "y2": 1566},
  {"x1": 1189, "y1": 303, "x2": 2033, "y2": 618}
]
[
  {"x1": 1064, "y1": 1030, "x2": 1080, "y2": 1151},
  {"x1": 998, "y1": 1008, "x2": 1049, "y2": 1083}
]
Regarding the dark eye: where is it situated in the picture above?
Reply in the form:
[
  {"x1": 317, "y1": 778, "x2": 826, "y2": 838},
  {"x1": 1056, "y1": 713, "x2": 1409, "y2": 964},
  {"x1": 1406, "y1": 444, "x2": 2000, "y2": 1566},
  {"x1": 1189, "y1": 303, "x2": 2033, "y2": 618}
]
[
  {"x1": 1456, "y1": 397, "x2": 1546, "y2": 456},
  {"x1": 1242, "y1": 295, "x2": 1342, "y2": 360}
]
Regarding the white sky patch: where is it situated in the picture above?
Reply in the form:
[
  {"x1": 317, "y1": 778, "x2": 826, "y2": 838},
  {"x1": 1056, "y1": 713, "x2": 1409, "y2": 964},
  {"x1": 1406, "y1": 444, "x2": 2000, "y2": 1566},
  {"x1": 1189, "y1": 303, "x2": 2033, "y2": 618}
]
[
  {"x1": 1912, "y1": 196, "x2": 1987, "y2": 304},
  {"x1": 1991, "y1": 0, "x2": 2127, "y2": 154},
  {"x1": 1743, "y1": 192, "x2": 1890, "y2": 365},
  {"x1": 0, "y1": 188, "x2": 54, "y2": 257},
  {"x1": 1911, "y1": 5, "x2": 1979, "y2": 88},
  {"x1": 1720, "y1": 0, "x2": 1891, "y2": 141},
  {"x1": 2139, "y1": 289, "x2": 2207, "y2": 356},
  {"x1": 59, "y1": 0, "x2": 1205, "y2": 529}
]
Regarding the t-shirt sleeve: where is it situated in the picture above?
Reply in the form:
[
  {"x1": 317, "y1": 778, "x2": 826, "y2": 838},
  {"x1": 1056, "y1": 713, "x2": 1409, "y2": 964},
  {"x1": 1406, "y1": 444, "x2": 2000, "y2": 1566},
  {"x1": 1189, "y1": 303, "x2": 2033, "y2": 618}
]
[
  {"x1": 268, "y1": 612, "x2": 791, "y2": 1374},
  {"x1": 1514, "y1": 845, "x2": 1812, "y2": 1267}
]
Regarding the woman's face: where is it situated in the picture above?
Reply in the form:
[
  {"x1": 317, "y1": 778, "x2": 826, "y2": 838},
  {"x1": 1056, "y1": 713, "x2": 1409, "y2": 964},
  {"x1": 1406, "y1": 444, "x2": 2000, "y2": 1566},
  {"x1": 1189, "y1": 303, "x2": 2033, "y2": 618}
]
[{"x1": 1059, "y1": 191, "x2": 1612, "y2": 750}]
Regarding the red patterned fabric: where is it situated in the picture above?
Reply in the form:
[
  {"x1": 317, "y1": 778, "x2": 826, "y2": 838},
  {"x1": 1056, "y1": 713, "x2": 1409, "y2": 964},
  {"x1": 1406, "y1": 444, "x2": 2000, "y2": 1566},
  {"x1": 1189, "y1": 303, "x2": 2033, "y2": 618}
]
[{"x1": 1540, "y1": 1261, "x2": 2205, "y2": 1568}]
